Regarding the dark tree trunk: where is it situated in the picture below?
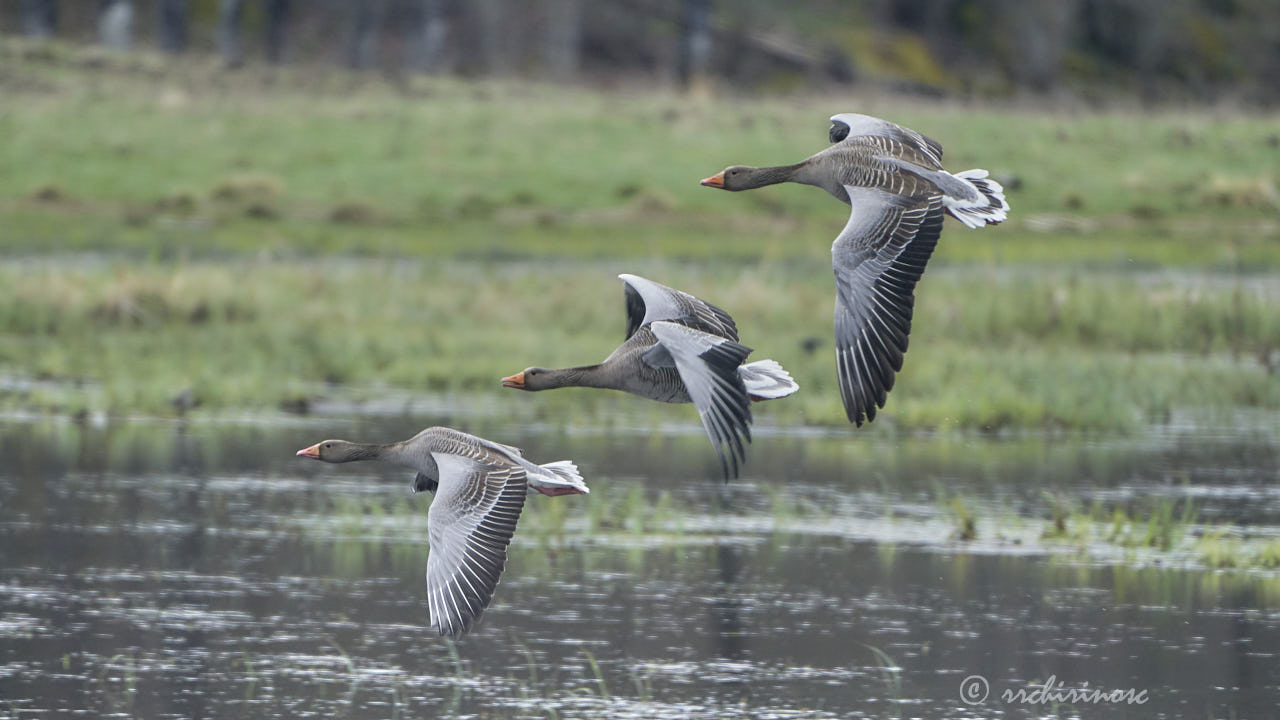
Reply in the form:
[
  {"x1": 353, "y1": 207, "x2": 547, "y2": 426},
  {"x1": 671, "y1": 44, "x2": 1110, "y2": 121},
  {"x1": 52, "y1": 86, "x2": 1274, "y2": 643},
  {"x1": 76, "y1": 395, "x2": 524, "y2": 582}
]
[
  {"x1": 347, "y1": 0, "x2": 387, "y2": 69},
  {"x1": 678, "y1": 0, "x2": 711, "y2": 89},
  {"x1": 157, "y1": 0, "x2": 189, "y2": 54},
  {"x1": 264, "y1": 0, "x2": 291, "y2": 64},
  {"x1": 98, "y1": 0, "x2": 133, "y2": 50},
  {"x1": 21, "y1": 0, "x2": 57, "y2": 38},
  {"x1": 415, "y1": 0, "x2": 449, "y2": 73},
  {"x1": 544, "y1": 0, "x2": 582, "y2": 81},
  {"x1": 217, "y1": 0, "x2": 246, "y2": 66},
  {"x1": 474, "y1": 0, "x2": 511, "y2": 75}
]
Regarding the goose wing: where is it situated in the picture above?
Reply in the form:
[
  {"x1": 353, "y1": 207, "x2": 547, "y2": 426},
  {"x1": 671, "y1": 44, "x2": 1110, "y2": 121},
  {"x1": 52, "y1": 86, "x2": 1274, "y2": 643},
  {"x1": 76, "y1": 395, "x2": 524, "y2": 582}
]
[
  {"x1": 424, "y1": 449, "x2": 528, "y2": 637},
  {"x1": 414, "y1": 425, "x2": 524, "y2": 459},
  {"x1": 620, "y1": 273, "x2": 738, "y2": 340},
  {"x1": 647, "y1": 321, "x2": 753, "y2": 479},
  {"x1": 829, "y1": 113, "x2": 944, "y2": 165},
  {"x1": 832, "y1": 187, "x2": 944, "y2": 426}
]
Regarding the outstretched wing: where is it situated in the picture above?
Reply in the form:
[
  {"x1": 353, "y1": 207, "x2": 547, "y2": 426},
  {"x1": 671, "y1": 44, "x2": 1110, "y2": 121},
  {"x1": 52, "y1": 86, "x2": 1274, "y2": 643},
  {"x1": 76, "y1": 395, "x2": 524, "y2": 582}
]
[
  {"x1": 648, "y1": 321, "x2": 753, "y2": 480},
  {"x1": 623, "y1": 281, "x2": 648, "y2": 340},
  {"x1": 425, "y1": 452, "x2": 528, "y2": 638},
  {"x1": 829, "y1": 112, "x2": 944, "y2": 166},
  {"x1": 415, "y1": 426, "x2": 524, "y2": 460},
  {"x1": 832, "y1": 187, "x2": 944, "y2": 426},
  {"x1": 619, "y1": 273, "x2": 738, "y2": 340}
]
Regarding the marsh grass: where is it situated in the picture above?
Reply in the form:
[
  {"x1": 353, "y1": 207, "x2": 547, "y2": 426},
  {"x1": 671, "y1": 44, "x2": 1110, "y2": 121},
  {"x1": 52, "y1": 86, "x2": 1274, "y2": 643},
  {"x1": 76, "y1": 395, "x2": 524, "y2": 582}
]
[
  {"x1": 2, "y1": 260, "x2": 1276, "y2": 430},
  {"x1": 1197, "y1": 526, "x2": 1244, "y2": 569},
  {"x1": 519, "y1": 480, "x2": 681, "y2": 542},
  {"x1": 306, "y1": 479, "x2": 1280, "y2": 579},
  {"x1": 863, "y1": 644, "x2": 903, "y2": 717},
  {"x1": 580, "y1": 649, "x2": 610, "y2": 700},
  {"x1": 945, "y1": 495, "x2": 978, "y2": 541},
  {"x1": 2, "y1": 40, "x2": 1278, "y2": 432}
]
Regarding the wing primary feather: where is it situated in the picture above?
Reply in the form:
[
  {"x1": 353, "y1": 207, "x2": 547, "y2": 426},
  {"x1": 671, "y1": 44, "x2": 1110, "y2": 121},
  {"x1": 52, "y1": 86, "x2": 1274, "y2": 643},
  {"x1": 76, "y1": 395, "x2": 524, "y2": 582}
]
[
  {"x1": 425, "y1": 449, "x2": 530, "y2": 637},
  {"x1": 832, "y1": 189, "x2": 944, "y2": 426}
]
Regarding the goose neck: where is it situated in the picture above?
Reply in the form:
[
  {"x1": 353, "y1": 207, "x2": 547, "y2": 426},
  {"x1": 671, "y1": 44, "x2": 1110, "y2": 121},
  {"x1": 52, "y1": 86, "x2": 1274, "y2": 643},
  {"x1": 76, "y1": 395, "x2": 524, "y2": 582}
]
[
  {"x1": 544, "y1": 364, "x2": 611, "y2": 390},
  {"x1": 744, "y1": 162, "x2": 806, "y2": 189}
]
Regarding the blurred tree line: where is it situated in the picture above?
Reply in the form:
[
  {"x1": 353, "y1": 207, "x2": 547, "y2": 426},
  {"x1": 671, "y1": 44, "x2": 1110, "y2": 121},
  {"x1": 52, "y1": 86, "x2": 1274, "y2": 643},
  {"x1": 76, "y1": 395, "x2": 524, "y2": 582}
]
[{"x1": 5, "y1": 0, "x2": 1277, "y2": 103}]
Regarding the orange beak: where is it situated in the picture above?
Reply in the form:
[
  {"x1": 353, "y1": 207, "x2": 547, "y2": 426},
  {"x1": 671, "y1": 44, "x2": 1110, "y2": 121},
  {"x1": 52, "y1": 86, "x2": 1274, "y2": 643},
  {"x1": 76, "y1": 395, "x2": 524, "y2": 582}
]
[
  {"x1": 501, "y1": 372, "x2": 526, "y2": 389},
  {"x1": 699, "y1": 171, "x2": 726, "y2": 189},
  {"x1": 295, "y1": 443, "x2": 322, "y2": 458}
]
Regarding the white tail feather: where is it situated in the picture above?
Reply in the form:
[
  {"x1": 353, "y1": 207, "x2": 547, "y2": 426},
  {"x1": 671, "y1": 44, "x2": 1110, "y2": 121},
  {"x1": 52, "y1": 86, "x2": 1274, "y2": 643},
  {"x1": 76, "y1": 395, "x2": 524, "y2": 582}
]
[
  {"x1": 532, "y1": 460, "x2": 590, "y2": 494},
  {"x1": 944, "y1": 168, "x2": 1008, "y2": 228},
  {"x1": 739, "y1": 359, "x2": 799, "y2": 400}
]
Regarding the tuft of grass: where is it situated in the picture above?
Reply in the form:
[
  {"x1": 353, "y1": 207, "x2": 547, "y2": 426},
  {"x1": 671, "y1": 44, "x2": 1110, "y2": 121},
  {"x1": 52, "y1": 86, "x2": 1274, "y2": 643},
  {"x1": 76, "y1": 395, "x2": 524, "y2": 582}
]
[
  {"x1": 863, "y1": 643, "x2": 903, "y2": 717},
  {"x1": 210, "y1": 172, "x2": 286, "y2": 203},
  {"x1": 1255, "y1": 540, "x2": 1280, "y2": 569},
  {"x1": 521, "y1": 481, "x2": 679, "y2": 541},
  {"x1": 1197, "y1": 526, "x2": 1242, "y2": 569},
  {"x1": 580, "y1": 649, "x2": 610, "y2": 700},
  {"x1": 242, "y1": 201, "x2": 279, "y2": 220},
  {"x1": 28, "y1": 183, "x2": 69, "y2": 203},
  {"x1": 946, "y1": 495, "x2": 978, "y2": 541},
  {"x1": 1041, "y1": 493, "x2": 1104, "y2": 545},
  {"x1": 1142, "y1": 498, "x2": 1199, "y2": 552},
  {"x1": 1197, "y1": 174, "x2": 1279, "y2": 210},
  {"x1": 157, "y1": 189, "x2": 200, "y2": 214},
  {"x1": 329, "y1": 200, "x2": 382, "y2": 225}
]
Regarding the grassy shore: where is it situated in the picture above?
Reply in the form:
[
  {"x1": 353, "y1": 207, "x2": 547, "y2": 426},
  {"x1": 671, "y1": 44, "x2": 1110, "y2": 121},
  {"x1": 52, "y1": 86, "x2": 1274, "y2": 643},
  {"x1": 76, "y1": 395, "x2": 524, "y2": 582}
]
[
  {"x1": 3, "y1": 259, "x2": 1278, "y2": 430},
  {"x1": 1, "y1": 40, "x2": 1278, "y2": 431}
]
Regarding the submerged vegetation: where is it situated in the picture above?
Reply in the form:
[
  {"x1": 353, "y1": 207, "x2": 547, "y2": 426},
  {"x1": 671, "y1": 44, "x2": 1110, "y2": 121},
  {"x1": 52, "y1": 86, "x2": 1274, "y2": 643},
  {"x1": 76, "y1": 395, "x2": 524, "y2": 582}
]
[{"x1": 306, "y1": 472, "x2": 1280, "y2": 576}]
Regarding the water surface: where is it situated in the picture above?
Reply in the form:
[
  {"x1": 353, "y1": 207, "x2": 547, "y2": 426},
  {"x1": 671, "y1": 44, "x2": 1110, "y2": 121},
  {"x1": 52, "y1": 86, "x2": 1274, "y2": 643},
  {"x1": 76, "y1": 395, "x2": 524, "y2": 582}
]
[{"x1": 1, "y1": 415, "x2": 1278, "y2": 718}]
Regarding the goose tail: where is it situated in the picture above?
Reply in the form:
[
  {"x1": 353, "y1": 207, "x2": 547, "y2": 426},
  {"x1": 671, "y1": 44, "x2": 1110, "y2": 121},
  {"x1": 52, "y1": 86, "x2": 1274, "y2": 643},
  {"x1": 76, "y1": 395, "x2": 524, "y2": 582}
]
[
  {"x1": 739, "y1": 359, "x2": 799, "y2": 401},
  {"x1": 529, "y1": 460, "x2": 590, "y2": 496},
  {"x1": 944, "y1": 169, "x2": 1008, "y2": 228}
]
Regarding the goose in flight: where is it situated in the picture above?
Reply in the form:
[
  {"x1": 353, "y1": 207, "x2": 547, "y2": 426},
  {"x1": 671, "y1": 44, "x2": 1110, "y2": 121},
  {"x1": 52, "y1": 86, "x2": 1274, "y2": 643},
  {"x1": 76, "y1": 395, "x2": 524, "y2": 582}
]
[
  {"x1": 296, "y1": 426, "x2": 588, "y2": 637},
  {"x1": 700, "y1": 113, "x2": 1008, "y2": 425},
  {"x1": 501, "y1": 273, "x2": 798, "y2": 479}
]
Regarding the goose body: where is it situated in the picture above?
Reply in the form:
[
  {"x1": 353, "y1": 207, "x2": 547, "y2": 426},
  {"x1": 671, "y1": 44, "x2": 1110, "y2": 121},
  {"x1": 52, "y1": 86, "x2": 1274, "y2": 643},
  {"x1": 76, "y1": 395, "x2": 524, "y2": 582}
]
[
  {"x1": 502, "y1": 273, "x2": 798, "y2": 479},
  {"x1": 296, "y1": 426, "x2": 588, "y2": 638},
  {"x1": 700, "y1": 113, "x2": 1009, "y2": 426}
]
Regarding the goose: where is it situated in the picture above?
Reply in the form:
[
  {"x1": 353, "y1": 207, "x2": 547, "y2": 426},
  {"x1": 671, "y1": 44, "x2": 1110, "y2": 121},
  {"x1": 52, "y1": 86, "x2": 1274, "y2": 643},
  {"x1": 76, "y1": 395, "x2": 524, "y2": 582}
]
[
  {"x1": 699, "y1": 113, "x2": 1009, "y2": 426},
  {"x1": 501, "y1": 273, "x2": 798, "y2": 479},
  {"x1": 296, "y1": 426, "x2": 588, "y2": 638}
]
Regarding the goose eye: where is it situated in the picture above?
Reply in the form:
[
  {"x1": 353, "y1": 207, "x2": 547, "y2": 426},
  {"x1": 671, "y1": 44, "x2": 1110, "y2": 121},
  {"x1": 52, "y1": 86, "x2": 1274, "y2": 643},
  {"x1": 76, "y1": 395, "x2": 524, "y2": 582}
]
[
  {"x1": 829, "y1": 122, "x2": 850, "y2": 143},
  {"x1": 324, "y1": 443, "x2": 332, "y2": 449}
]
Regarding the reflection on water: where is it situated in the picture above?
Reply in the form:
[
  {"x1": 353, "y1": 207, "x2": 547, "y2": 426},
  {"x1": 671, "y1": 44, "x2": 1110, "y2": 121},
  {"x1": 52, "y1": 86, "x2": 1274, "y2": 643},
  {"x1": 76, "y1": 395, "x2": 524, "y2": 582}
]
[{"x1": 1, "y1": 415, "x2": 1278, "y2": 718}]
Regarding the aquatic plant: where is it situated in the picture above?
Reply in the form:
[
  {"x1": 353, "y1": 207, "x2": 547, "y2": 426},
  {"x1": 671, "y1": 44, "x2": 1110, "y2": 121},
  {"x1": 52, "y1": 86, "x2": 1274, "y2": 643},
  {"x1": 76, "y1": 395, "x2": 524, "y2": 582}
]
[
  {"x1": 1197, "y1": 526, "x2": 1243, "y2": 569},
  {"x1": 863, "y1": 643, "x2": 903, "y2": 716},
  {"x1": 945, "y1": 495, "x2": 978, "y2": 541},
  {"x1": 581, "y1": 648, "x2": 610, "y2": 700}
]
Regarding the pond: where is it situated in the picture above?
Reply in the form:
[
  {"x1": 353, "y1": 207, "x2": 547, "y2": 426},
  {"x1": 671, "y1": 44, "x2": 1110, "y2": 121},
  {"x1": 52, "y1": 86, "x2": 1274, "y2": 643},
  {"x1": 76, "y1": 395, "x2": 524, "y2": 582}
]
[{"x1": 1, "y1": 410, "x2": 1278, "y2": 718}]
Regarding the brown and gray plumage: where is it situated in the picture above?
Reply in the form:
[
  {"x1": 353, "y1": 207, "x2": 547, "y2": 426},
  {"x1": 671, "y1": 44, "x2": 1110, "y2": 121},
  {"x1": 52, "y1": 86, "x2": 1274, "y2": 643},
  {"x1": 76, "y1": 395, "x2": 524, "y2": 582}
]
[
  {"x1": 295, "y1": 426, "x2": 588, "y2": 638},
  {"x1": 501, "y1": 274, "x2": 798, "y2": 480},
  {"x1": 700, "y1": 113, "x2": 1009, "y2": 426}
]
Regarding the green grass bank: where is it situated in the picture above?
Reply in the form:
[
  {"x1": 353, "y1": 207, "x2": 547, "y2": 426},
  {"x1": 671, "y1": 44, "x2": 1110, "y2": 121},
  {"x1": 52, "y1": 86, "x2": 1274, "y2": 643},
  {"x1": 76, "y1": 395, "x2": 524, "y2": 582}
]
[{"x1": 1, "y1": 40, "x2": 1278, "y2": 431}]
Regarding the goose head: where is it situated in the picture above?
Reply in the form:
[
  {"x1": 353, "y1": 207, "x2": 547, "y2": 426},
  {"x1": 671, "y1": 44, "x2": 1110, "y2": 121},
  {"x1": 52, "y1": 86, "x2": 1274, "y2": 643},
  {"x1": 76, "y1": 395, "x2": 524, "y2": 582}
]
[
  {"x1": 501, "y1": 367, "x2": 552, "y2": 391},
  {"x1": 699, "y1": 165, "x2": 756, "y2": 191}
]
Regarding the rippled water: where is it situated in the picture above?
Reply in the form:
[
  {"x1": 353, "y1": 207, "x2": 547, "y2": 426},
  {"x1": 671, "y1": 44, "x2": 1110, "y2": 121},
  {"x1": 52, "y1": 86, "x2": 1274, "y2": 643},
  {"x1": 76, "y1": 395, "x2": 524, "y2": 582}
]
[{"x1": 1, "y1": 414, "x2": 1278, "y2": 718}]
